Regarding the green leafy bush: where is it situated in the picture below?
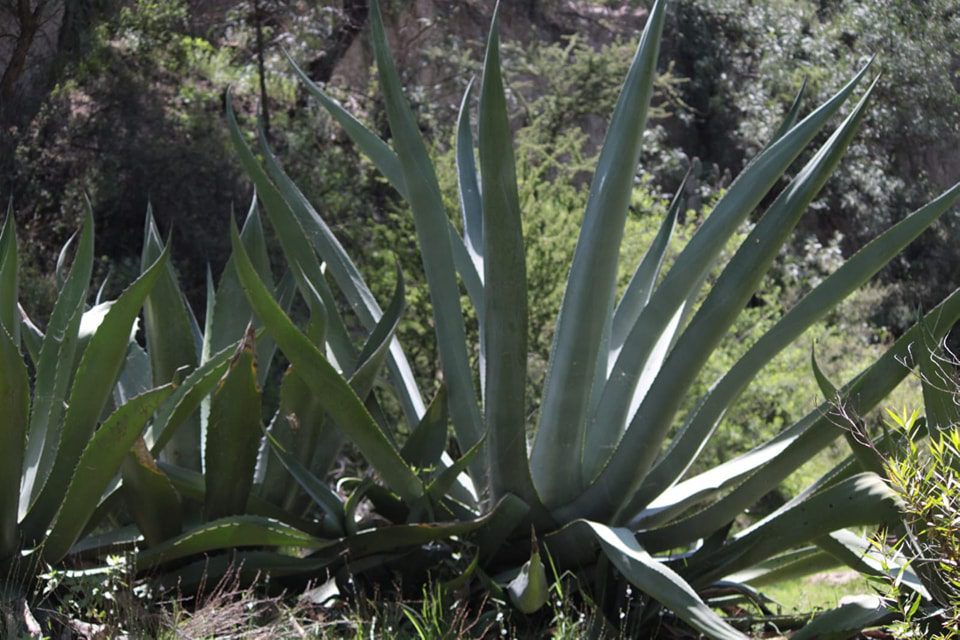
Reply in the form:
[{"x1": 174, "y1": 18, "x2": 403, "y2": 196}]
[{"x1": 881, "y1": 411, "x2": 960, "y2": 637}]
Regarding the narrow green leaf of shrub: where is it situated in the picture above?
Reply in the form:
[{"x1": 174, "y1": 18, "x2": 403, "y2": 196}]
[
  {"x1": 134, "y1": 515, "x2": 332, "y2": 572},
  {"x1": 816, "y1": 529, "x2": 929, "y2": 598},
  {"x1": 41, "y1": 385, "x2": 173, "y2": 563},
  {"x1": 0, "y1": 322, "x2": 28, "y2": 559},
  {"x1": 401, "y1": 386, "x2": 448, "y2": 469},
  {"x1": 22, "y1": 243, "x2": 170, "y2": 542},
  {"x1": 531, "y1": 0, "x2": 667, "y2": 506},
  {"x1": 369, "y1": 0, "x2": 484, "y2": 473},
  {"x1": 20, "y1": 207, "x2": 94, "y2": 517},
  {"x1": 205, "y1": 326, "x2": 262, "y2": 520},
  {"x1": 620, "y1": 181, "x2": 960, "y2": 518},
  {"x1": 230, "y1": 219, "x2": 424, "y2": 502},
  {"x1": 122, "y1": 438, "x2": 182, "y2": 547},
  {"x1": 479, "y1": 8, "x2": 540, "y2": 508}
]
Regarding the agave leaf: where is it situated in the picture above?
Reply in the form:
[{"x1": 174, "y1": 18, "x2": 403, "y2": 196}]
[
  {"x1": 507, "y1": 531, "x2": 549, "y2": 614},
  {"x1": 121, "y1": 438, "x2": 182, "y2": 546},
  {"x1": 401, "y1": 386, "x2": 448, "y2": 470},
  {"x1": 114, "y1": 342, "x2": 152, "y2": 408},
  {"x1": 574, "y1": 62, "x2": 874, "y2": 521},
  {"x1": 791, "y1": 595, "x2": 893, "y2": 640},
  {"x1": 134, "y1": 515, "x2": 333, "y2": 572},
  {"x1": 263, "y1": 432, "x2": 345, "y2": 535},
  {"x1": 352, "y1": 260, "x2": 404, "y2": 383},
  {"x1": 479, "y1": 8, "x2": 541, "y2": 510},
  {"x1": 816, "y1": 529, "x2": 929, "y2": 598},
  {"x1": 260, "y1": 267, "x2": 403, "y2": 513},
  {"x1": 618, "y1": 181, "x2": 960, "y2": 520},
  {"x1": 209, "y1": 198, "x2": 272, "y2": 353},
  {"x1": 157, "y1": 550, "x2": 336, "y2": 593},
  {"x1": 149, "y1": 341, "x2": 237, "y2": 454},
  {"x1": 230, "y1": 219, "x2": 424, "y2": 502},
  {"x1": 456, "y1": 78, "x2": 484, "y2": 286},
  {"x1": 531, "y1": 0, "x2": 667, "y2": 507},
  {"x1": 811, "y1": 344, "x2": 887, "y2": 474},
  {"x1": 610, "y1": 175, "x2": 686, "y2": 361},
  {"x1": 18, "y1": 304, "x2": 43, "y2": 365},
  {"x1": 208, "y1": 198, "x2": 282, "y2": 389},
  {"x1": 0, "y1": 321, "x2": 28, "y2": 559},
  {"x1": 69, "y1": 526, "x2": 143, "y2": 559},
  {"x1": 256, "y1": 131, "x2": 429, "y2": 428},
  {"x1": 586, "y1": 78, "x2": 879, "y2": 517},
  {"x1": 682, "y1": 473, "x2": 901, "y2": 587},
  {"x1": 258, "y1": 365, "x2": 328, "y2": 510},
  {"x1": 283, "y1": 51, "x2": 483, "y2": 321},
  {"x1": 559, "y1": 521, "x2": 747, "y2": 640},
  {"x1": 425, "y1": 435, "x2": 485, "y2": 502},
  {"x1": 0, "y1": 210, "x2": 18, "y2": 343},
  {"x1": 473, "y1": 493, "x2": 530, "y2": 562},
  {"x1": 225, "y1": 99, "x2": 358, "y2": 372},
  {"x1": 22, "y1": 242, "x2": 170, "y2": 544},
  {"x1": 41, "y1": 385, "x2": 174, "y2": 563},
  {"x1": 764, "y1": 78, "x2": 808, "y2": 150},
  {"x1": 722, "y1": 546, "x2": 840, "y2": 588},
  {"x1": 811, "y1": 342, "x2": 839, "y2": 398},
  {"x1": 619, "y1": 286, "x2": 960, "y2": 548},
  {"x1": 53, "y1": 228, "x2": 77, "y2": 293},
  {"x1": 157, "y1": 461, "x2": 331, "y2": 537},
  {"x1": 368, "y1": 0, "x2": 485, "y2": 478},
  {"x1": 159, "y1": 498, "x2": 520, "y2": 591},
  {"x1": 141, "y1": 207, "x2": 201, "y2": 469},
  {"x1": 20, "y1": 207, "x2": 94, "y2": 517},
  {"x1": 204, "y1": 326, "x2": 262, "y2": 520}
]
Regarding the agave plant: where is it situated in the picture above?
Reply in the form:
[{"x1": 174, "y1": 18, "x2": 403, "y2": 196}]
[
  {"x1": 174, "y1": 0, "x2": 960, "y2": 635},
  {"x1": 152, "y1": 0, "x2": 960, "y2": 635},
  {"x1": 0, "y1": 205, "x2": 178, "y2": 587}
]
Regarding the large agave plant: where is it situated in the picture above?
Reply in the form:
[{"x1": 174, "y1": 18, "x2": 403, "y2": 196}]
[
  {"x1": 0, "y1": 206, "x2": 177, "y2": 583},
  {"x1": 189, "y1": 0, "x2": 960, "y2": 636}
]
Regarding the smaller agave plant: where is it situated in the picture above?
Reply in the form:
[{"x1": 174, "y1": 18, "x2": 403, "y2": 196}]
[{"x1": 187, "y1": 0, "x2": 960, "y2": 636}]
